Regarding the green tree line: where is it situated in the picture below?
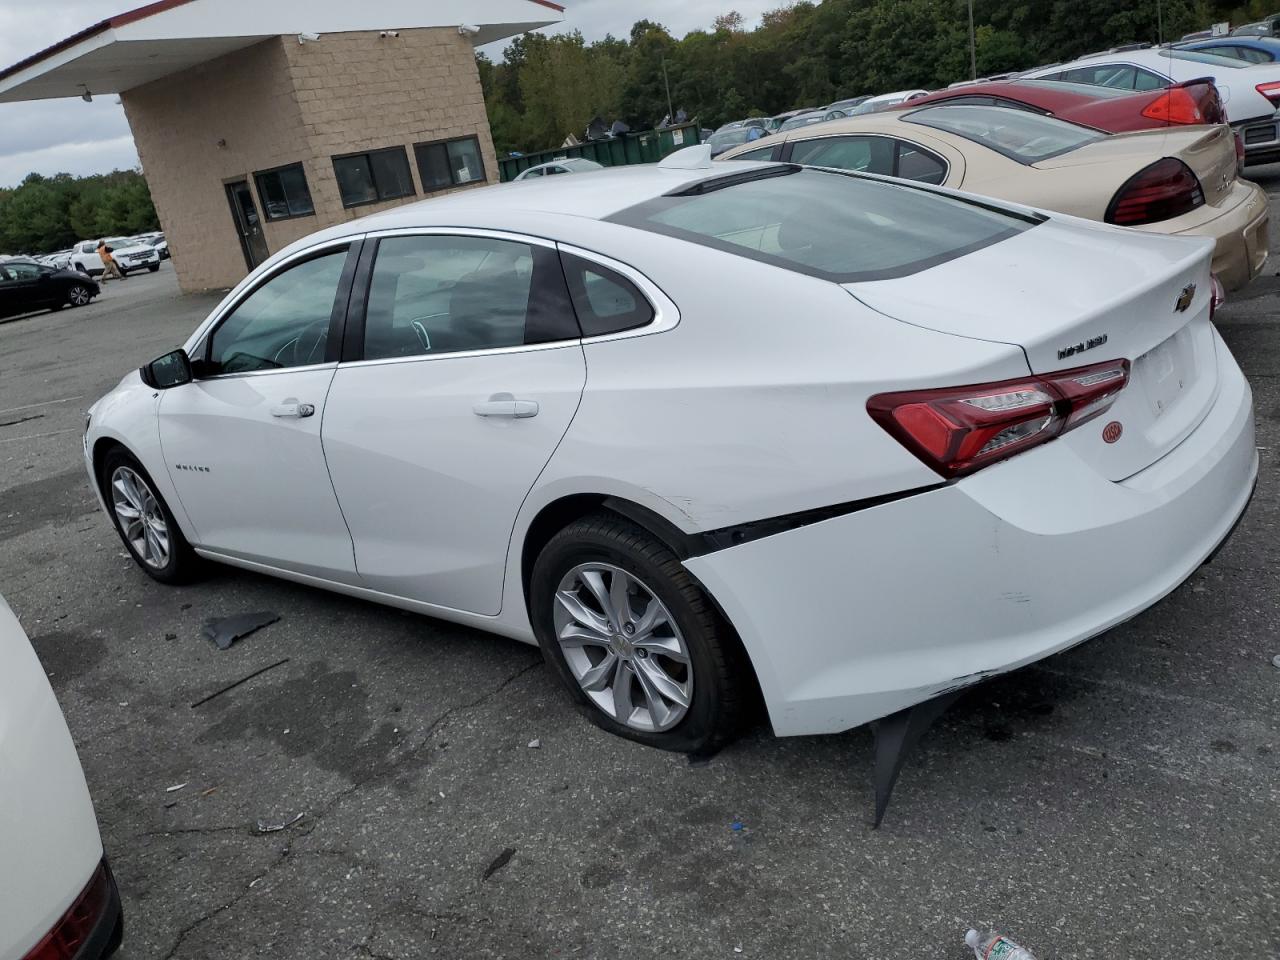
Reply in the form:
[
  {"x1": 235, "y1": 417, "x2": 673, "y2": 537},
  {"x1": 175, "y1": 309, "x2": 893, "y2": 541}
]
[
  {"x1": 478, "y1": 0, "x2": 1272, "y2": 155},
  {"x1": 0, "y1": 170, "x2": 159, "y2": 256}
]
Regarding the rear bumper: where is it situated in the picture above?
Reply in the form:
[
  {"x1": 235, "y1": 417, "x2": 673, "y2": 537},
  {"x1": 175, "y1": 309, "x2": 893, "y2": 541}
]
[
  {"x1": 685, "y1": 337, "x2": 1257, "y2": 737},
  {"x1": 1142, "y1": 180, "x2": 1269, "y2": 292}
]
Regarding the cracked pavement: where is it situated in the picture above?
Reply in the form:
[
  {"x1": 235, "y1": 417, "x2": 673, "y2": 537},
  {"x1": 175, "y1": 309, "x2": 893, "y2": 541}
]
[{"x1": 3, "y1": 183, "x2": 1280, "y2": 958}]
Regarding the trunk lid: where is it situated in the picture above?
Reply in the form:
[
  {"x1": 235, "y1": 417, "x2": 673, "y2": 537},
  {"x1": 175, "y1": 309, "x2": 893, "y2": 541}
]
[
  {"x1": 846, "y1": 215, "x2": 1219, "y2": 481},
  {"x1": 1035, "y1": 124, "x2": 1237, "y2": 208}
]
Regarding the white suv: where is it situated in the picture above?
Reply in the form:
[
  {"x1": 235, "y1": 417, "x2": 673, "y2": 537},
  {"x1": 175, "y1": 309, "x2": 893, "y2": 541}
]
[{"x1": 70, "y1": 238, "x2": 161, "y2": 277}]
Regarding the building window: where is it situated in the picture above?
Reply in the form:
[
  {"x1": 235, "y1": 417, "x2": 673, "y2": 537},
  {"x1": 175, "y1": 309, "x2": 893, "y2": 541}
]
[
  {"x1": 254, "y1": 163, "x2": 315, "y2": 221},
  {"x1": 332, "y1": 147, "x2": 415, "y2": 208},
  {"x1": 414, "y1": 136, "x2": 487, "y2": 192}
]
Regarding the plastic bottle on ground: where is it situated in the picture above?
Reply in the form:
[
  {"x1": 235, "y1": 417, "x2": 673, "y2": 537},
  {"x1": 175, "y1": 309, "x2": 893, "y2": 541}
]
[{"x1": 964, "y1": 928, "x2": 1038, "y2": 960}]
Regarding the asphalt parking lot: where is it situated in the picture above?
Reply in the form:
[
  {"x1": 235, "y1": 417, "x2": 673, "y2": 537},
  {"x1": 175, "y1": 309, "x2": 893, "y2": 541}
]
[{"x1": 3, "y1": 186, "x2": 1279, "y2": 959}]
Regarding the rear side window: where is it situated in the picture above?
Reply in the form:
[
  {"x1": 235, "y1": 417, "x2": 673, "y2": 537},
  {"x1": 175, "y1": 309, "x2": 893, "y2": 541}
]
[
  {"x1": 362, "y1": 235, "x2": 577, "y2": 361},
  {"x1": 788, "y1": 135, "x2": 947, "y2": 184},
  {"x1": 560, "y1": 254, "x2": 654, "y2": 336},
  {"x1": 904, "y1": 104, "x2": 1102, "y2": 164},
  {"x1": 609, "y1": 167, "x2": 1037, "y2": 283},
  {"x1": 734, "y1": 146, "x2": 778, "y2": 161}
]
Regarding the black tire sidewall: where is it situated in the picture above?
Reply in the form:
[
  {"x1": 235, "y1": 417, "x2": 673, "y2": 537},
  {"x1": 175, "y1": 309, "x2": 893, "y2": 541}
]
[
  {"x1": 100, "y1": 449, "x2": 190, "y2": 583},
  {"x1": 531, "y1": 523, "x2": 727, "y2": 753},
  {"x1": 68, "y1": 285, "x2": 89, "y2": 306}
]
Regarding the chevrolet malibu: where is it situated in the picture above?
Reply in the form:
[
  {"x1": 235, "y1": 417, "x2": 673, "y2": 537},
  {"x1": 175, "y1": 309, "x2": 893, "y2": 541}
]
[{"x1": 83, "y1": 154, "x2": 1257, "y2": 754}]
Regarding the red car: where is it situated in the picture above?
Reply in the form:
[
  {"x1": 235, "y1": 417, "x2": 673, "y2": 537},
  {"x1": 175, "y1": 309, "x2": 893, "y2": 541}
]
[
  {"x1": 892, "y1": 77, "x2": 1241, "y2": 169},
  {"x1": 894, "y1": 77, "x2": 1226, "y2": 130}
]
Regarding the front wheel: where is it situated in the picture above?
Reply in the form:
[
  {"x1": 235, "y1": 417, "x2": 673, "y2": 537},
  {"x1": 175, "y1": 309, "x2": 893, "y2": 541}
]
[
  {"x1": 66, "y1": 284, "x2": 92, "y2": 307},
  {"x1": 101, "y1": 448, "x2": 200, "y2": 584},
  {"x1": 530, "y1": 513, "x2": 753, "y2": 753},
  {"x1": 148, "y1": 264, "x2": 160, "y2": 273}
]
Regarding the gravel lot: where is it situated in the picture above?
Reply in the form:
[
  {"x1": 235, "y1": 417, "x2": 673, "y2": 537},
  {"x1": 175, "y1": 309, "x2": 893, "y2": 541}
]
[{"x1": 2, "y1": 185, "x2": 1279, "y2": 959}]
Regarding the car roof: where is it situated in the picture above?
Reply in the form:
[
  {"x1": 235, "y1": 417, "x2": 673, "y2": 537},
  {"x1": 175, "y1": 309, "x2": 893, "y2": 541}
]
[{"x1": 285, "y1": 160, "x2": 790, "y2": 249}]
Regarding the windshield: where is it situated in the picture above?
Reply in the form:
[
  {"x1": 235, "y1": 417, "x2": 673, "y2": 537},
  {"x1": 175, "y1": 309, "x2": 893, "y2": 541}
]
[
  {"x1": 708, "y1": 129, "x2": 754, "y2": 147},
  {"x1": 608, "y1": 167, "x2": 1037, "y2": 282},
  {"x1": 904, "y1": 104, "x2": 1103, "y2": 164},
  {"x1": 779, "y1": 114, "x2": 827, "y2": 131}
]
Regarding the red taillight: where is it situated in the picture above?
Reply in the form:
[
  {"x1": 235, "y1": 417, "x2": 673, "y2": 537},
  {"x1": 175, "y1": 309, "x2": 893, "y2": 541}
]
[
  {"x1": 23, "y1": 863, "x2": 113, "y2": 960},
  {"x1": 868, "y1": 359, "x2": 1131, "y2": 478},
  {"x1": 1140, "y1": 86, "x2": 1205, "y2": 124},
  {"x1": 1255, "y1": 80, "x2": 1280, "y2": 107},
  {"x1": 1105, "y1": 158, "x2": 1205, "y2": 226},
  {"x1": 1210, "y1": 273, "x2": 1225, "y2": 321}
]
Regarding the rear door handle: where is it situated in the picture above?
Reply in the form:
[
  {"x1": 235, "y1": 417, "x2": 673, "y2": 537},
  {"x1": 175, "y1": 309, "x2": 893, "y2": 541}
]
[
  {"x1": 473, "y1": 393, "x2": 539, "y2": 419},
  {"x1": 271, "y1": 400, "x2": 315, "y2": 419}
]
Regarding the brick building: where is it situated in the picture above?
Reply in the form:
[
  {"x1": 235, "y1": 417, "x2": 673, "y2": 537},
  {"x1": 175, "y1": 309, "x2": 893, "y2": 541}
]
[{"x1": 0, "y1": 0, "x2": 564, "y2": 291}]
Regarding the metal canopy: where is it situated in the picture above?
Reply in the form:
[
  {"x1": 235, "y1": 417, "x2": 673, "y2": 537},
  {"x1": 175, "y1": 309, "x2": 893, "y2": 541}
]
[{"x1": 0, "y1": 0, "x2": 563, "y2": 102}]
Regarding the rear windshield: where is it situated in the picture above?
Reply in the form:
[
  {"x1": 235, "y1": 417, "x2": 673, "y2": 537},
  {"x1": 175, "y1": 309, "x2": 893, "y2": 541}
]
[
  {"x1": 1166, "y1": 49, "x2": 1246, "y2": 67},
  {"x1": 607, "y1": 167, "x2": 1038, "y2": 283},
  {"x1": 1018, "y1": 79, "x2": 1137, "y2": 99},
  {"x1": 904, "y1": 104, "x2": 1103, "y2": 163}
]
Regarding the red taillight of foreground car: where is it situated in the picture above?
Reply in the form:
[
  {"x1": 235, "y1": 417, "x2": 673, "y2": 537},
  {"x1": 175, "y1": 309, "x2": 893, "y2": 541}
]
[
  {"x1": 1255, "y1": 80, "x2": 1280, "y2": 108},
  {"x1": 23, "y1": 863, "x2": 113, "y2": 960},
  {"x1": 1140, "y1": 86, "x2": 1206, "y2": 124},
  {"x1": 868, "y1": 359, "x2": 1131, "y2": 478},
  {"x1": 1105, "y1": 157, "x2": 1205, "y2": 226}
]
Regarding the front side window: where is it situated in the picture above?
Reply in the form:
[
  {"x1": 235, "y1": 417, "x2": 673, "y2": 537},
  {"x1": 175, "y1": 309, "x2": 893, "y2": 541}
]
[
  {"x1": 361, "y1": 235, "x2": 576, "y2": 361},
  {"x1": 560, "y1": 254, "x2": 655, "y2": 337},
  {"x1": 904, "y1": 104, "x2": 1102, "y2": 164},
  {"x1": 208, "y1": 248, "x2": 349, "y2": 373},
  {"x1": 333, "y1": 147, "x2": 415, "y2": 208},
  {"x1": 610, "y1": 167, "x2": 1037, "y2": 283},
  {"x1": 254, "y1": 163, "x2": 315, "y2": 221},
  {"x1": 5, "y1": 262, "x2": 42, "y2": 280},
  {"x1": 1060, "y1": 64, "x2": 1136, "y2": 88},
  {"x1": 414, "y1": 136, "x2": 487, "y2": 192}
]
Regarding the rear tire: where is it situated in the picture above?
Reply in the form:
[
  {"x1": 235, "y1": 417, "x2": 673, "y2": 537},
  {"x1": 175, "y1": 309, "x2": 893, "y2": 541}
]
[
  {"x1": 530, "y1": 513, "x2": 751, "y2": 753},
  {"x1": 100, "y1": 447, "x2": 200, "y2": 584}
]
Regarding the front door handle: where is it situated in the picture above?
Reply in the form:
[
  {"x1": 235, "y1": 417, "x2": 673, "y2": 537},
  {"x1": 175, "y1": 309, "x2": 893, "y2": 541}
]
[
  {"x1": 271, "y1": 400, "x2": 315, "y2": 419},
  {"x1": 473, "y1": 393, "x2": 539, "y2": 419}
]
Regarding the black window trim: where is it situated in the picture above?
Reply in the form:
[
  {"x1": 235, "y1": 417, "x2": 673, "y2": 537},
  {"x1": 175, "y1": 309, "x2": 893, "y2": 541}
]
[
  {"x1": 412, "y1": 134, "x2": 488, "y2": 194},
  {"x1": 192, "y1": 238, "x2": 363, "y2": 379},
  {"x1": 336, "y1": 227, "x2": 677, "y2": 367},
  {"x1": 779, "y1": 132, "x2": 951, "y2": 182},
  {"x1": 252, "y1": 161, "x2": 317, "y2": 223},
  {"x1": 332, "y1": 146, "x2": 417, "y2": 209},
  {"x1": 608, "y1": 166, "x2": 1045, "y2": 284}
]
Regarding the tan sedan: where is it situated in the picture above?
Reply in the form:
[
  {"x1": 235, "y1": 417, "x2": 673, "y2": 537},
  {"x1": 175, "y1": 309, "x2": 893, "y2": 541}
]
[{"x1": 719, "y1": 104, "x2": 1268, "y2": 291}]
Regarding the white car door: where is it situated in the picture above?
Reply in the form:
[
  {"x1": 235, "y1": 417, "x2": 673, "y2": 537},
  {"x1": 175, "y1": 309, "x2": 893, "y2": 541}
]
[
  {"x1": 157, "y1": 241, "x2": 360, "y2": 582},
  {"x1": 321, "y1": 231, "x2": 588, "y2": 616}
]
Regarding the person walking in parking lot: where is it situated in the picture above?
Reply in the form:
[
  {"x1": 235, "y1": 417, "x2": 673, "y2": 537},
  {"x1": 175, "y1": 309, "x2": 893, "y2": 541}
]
[{"x1": 97, "y1": 239, "x2": 124, "y2": 281}]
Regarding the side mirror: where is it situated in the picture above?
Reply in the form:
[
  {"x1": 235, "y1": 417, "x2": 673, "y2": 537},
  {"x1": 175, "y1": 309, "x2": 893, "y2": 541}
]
[{"x1": 141, "y1": 349, "x2": 193, "y2": 390}]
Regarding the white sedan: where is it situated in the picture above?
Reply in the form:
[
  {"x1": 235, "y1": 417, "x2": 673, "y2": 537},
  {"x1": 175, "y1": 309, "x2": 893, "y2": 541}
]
[
  {"x1": 84, "y1": 151, "x2": 1257, "y2": 752},
  {"x1": 512, "y1": 157, "x2": 604, "y2": 180},
  {"x1": 0, "y1": 595, "x2": 122, "y2": 959}
]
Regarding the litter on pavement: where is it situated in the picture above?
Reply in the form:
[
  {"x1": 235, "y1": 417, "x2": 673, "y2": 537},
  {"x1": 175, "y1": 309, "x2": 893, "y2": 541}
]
[
  {"x1": 965, "y1": 929, "x2": 1038, "y2": 959},
  {"x1": 200, "y1": 611, "x2": 280, "y2": 650},
  {"x1": 255, "y1": 812, "x2": 305, "y2": 834}
]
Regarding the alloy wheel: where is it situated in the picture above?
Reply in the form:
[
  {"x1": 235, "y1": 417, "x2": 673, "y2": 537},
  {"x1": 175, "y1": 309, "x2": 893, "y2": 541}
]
[
  {"x1": 553, "y1": 562, "x2": 693, "y2": 732},
  {"x1": 69, "y1": 285, "x2": 90, "y2": 306},
  {"x1": 110, "y1": 466, "x2": 170, "y2": 569}
]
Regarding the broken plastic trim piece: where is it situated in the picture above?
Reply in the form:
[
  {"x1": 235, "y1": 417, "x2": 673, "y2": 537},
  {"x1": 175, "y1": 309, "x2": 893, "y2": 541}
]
[
  {"x1": 872, "y1": 689, "x2": 963, "y2": 828},
  {"x1": 201, "y1": 611, "x2": 280, "y2": 650}
]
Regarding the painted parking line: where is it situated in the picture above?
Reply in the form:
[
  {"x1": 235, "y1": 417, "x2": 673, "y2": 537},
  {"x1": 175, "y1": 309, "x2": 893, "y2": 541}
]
[
  {"x1": 0, "y1": 428, "x2": 80, "y2": 445},
  {"x1": 0, "y1": 396, "x2": 84, "y2": 417}
]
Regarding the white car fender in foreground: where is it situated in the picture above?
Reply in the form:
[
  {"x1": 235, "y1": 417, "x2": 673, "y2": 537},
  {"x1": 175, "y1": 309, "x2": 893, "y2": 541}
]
[{"x1": 0, "y1": 596, "x2": 110, "y2": 959}]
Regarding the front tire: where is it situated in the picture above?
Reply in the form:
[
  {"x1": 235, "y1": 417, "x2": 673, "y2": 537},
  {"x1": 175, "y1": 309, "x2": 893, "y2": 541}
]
[
  {"x1": 100, "y1": 448, "x2": 199, "y2": 584},
  {"x1": 66, "y1": 284, "x2": 92, "y2": 307},
  {"x1": 148, "y1": 264, "x2": 160, "y2": 273},
  {"x1": 530, "y1": 513, "x2": 751, "y2": 753}
]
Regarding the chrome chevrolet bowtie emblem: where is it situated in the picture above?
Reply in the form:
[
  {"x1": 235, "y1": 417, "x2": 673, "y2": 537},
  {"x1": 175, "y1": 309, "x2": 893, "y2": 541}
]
[{"x1": 1175, "y1": 283, "x2": 1196, "y2": 313}]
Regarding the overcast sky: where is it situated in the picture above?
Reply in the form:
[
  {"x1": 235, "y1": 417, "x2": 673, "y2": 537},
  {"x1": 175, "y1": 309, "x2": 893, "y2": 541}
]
[{"x1": 0, "y1": 0, "x2": 779, "y2": 189}]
